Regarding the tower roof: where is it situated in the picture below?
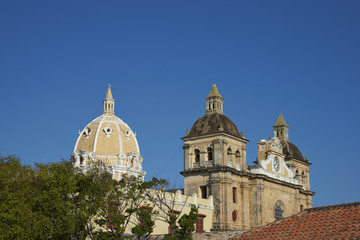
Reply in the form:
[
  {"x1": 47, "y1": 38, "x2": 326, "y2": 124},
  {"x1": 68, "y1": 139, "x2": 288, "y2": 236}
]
[
  {"x1": 273, "y1": 113, "x2": 288, "y2": 127},
  {"x1": 185, "y1": 112, "x2": 242, "y2": 139},
  {"x1": 206, "y1": 84, "x2": 223, "y2": 99},
  {"x1": 104, "y1": 85, "x2": 115, "y2": 115},
  {"x1": 105, "y1": 84, "x2": 113, "y2": 99},
  {"x1": 184, "y1": 84, "x2": 244, "y2": 139}
]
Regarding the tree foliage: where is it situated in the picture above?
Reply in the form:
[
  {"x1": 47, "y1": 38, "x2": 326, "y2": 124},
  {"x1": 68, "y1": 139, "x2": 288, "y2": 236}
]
[
  {"x1": 0, "y1": 155, "x2": 198, "y2": 240},
  {"x1": 163, "y1": 205, "x2": 199, "y2": 240},
  {"x1": 146, "y1": 178, "x2": 187, "y2": 237},
  {"x1": 176, "y1": 205, "x2": 198, "y2": 240},
  {"x1": 131, "y1": 205, "x2": 156, "y2": 240}
]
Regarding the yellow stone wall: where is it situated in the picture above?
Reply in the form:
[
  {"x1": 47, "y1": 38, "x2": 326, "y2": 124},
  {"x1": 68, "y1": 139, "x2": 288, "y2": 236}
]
[{"x1": 121, "y1": 190, "x2": 214, "y2": 235}]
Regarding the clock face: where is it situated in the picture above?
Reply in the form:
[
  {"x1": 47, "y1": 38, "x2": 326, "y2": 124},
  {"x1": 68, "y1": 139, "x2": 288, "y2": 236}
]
[{"x1": 273, "y1": 157, "x2": 279, "y2": 171}]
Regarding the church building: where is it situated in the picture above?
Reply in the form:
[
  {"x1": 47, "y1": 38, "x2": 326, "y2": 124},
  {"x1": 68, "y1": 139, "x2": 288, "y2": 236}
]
[
  {"x1": 181, "y1": 84, "x2": 314, "y2": 230},
  {"x1": 71, "y1": 84, "x2": 314, "y2": 233}
]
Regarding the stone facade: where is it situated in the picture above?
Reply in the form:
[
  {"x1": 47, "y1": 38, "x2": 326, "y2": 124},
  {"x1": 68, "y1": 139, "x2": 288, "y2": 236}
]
[
  {"x1": 71, "y1": 84, "x2": 315, "y2": 235},
  {"x1": 181, "y1": 84, "x2": 314, "y2": 231}
]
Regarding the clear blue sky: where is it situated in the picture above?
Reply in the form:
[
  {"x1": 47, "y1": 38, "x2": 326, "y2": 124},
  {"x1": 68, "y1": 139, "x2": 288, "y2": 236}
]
[{"x1": 1, "y1": 1, "x2": 359, "y2": 207}]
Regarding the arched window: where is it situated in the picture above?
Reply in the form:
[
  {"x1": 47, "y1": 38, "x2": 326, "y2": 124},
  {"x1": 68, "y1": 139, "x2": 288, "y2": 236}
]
[
  {"x1": 199, "y1": 186, "x2": 207, "y2": 199},
  {"x1": 274, "y1": 201, "x2": 284, "y2": 220},
  {"x1": 232, "y1": 211, "x2": 238, "y2": 222},
  {"x1": 227, "y1": 148, "x2": 232, "y2": 162},
  {"x1": 195, "y1": 149, "x2": 200, "y2": 163},
  {"x1": 235, "y1": 150, "x2": 241, "y2": 163},
  {"x1": 227, "y1": 148, "x2": 232, "y2": 155},
  {"x1": 207, "y1": 147, "x2": 213, "y2": 161}
]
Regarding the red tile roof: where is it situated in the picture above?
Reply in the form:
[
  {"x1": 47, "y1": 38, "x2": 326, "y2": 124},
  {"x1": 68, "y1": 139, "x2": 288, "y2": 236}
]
[{"x1": 230, "y1": 202, "x2": 360, "y2": 240}]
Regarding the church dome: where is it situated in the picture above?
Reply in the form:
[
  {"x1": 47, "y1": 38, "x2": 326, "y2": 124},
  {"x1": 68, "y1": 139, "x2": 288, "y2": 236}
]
[
  {"x1": 187, "y1": 112, "x2": 241, "y2": 138},
  {"x1": 71, "y1": 85, "x2": 145, "y2": 180},
  {"x1": 281, "y1": 140, "x2": 305, "y2": 161},
  {"x1": 73, "y1": 114, "x2": 140, "y2": 157},
  {"x1": 183, "y1": 84, "x2": 243, "y2": 139}
]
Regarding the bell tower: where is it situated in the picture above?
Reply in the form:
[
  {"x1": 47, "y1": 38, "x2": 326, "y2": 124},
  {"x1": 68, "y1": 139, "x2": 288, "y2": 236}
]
[{"x1": 181, "y1": 84, "x2": 250, "y2": 231}]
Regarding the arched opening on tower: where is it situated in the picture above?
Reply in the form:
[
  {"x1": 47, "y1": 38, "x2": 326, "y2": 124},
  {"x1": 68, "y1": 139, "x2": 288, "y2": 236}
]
[
  {"x1": 235, "y1": 150, "x2": 240, "y2": 164},
  {"x1": 207, "y1": 147, "x2": 213, "y2": 161},
  {"x1": 195, "y1": 149, "x2": 200, "y2": 163},
  {"x1": 227, "y1": 148, "x2": 232, "y2": 162}
]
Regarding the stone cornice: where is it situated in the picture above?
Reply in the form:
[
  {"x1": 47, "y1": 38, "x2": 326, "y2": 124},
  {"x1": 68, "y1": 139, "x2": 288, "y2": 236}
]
[
  {"x1": 181, "y1": 132, "x2": 249, "y2": 143},
  {"x1": 180, "y1": 167, "x2": 315, "y2": 196},
  {"x1": 286, "y1": 157, "x2": 312, "y2": 166},
  {"x1": 180, "y1": 165, "x2": 251, "y2": 177}
]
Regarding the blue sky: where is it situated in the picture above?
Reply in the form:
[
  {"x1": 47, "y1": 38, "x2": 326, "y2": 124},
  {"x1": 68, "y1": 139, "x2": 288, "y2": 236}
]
[{"x1": 1, "y1": 1, "x2": 359, "y2": 207}]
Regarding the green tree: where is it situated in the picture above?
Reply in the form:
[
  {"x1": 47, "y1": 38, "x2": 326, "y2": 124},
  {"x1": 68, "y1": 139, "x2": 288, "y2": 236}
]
[
  {"x1": 0, "y1": 156, "x2": 83, "y2": 239},
  {"x1": 0, "y1": 155, "x2": 114, "y2": 240},
  {"x1": 146, "y1": 178, "x2": 189, "y2": 238},
  {"x1": 163, "y1": 205, "x2": 198, "y2": 240},
  {"x1": 176, "y1": 205, "x2": 198, "y2": 240},
  {"x1": 131, "y1": 205, "x2": 156, "y2": 240},
  {"x1": 1, "y1": 154, "x2": 185, "y2": 240},
  {"x1": 92, "y1": 176, "x2": 157, "y2": 239},
  {"x1": 0, "y1": 154, "x2": 40, "y2": 239}
]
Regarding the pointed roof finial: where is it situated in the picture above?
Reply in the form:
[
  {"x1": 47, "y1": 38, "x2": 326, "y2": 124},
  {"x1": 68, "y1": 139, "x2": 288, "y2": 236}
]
[
  {"x1": 104, "y1": 85, "x2": 115, "y2": 115},
  {"x1": 274, "y1": 113, "x2": 288, "y2": 127},
  {"x1": 106, "y1": 84, "x2": 113, "y2": 99},
  {"x1": 206, "y1": 84, "x2": 222, "y2": 99}
]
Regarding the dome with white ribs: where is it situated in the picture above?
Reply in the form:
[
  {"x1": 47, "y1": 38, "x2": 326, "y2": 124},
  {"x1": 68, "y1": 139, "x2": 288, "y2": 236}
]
[{"x1": 71, "y1": 85, "x2": 146, "y2": 180}]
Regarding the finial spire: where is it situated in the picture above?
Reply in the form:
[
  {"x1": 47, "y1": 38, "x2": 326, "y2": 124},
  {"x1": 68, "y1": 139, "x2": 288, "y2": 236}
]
[
  {"x1": 103, "y1": 85, "x2": 115, "y2": 115},
  {"x1": 273, "y1": 113, "x2": 288, "y2": 127},
  {"x1": 207, "y1": 84, "x2": 223, "y2": 98},
  {"x1": 206, "y1": 84, "x2": 224, "y2": 114},
  {"x1": 106, "y1": 84, "x2": 113, "y2": 99}
]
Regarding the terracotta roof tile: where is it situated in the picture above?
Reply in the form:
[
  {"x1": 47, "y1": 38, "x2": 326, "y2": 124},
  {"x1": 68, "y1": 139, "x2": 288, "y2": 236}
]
[{"x1": 231, "y1": 202, "x2": 360, "y2": 240}]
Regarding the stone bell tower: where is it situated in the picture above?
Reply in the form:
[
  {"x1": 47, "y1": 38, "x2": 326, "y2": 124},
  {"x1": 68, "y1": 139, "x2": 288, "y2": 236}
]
[{"x1": 181, "y1": 84, "x2": 250, "y2": 230}]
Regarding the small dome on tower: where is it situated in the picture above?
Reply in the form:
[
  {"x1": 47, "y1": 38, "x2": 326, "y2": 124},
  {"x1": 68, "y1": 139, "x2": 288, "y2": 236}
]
[
  {"x1": 273, "y1": 114, "x2": 306, "y2": 162},
  {"x1": 184, "y1": 84, "x2": 243, "y2": 139},
  {"x1": 187, "y1": 113, "x2": 241, "y2": 138}
]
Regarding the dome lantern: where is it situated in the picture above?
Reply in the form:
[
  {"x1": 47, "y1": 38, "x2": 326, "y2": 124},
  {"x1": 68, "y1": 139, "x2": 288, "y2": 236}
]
[
  {"x1": 103, "y1": 84, "x2": 115, "y2": 115},
  {"x1": 205, "y1": 84, "x2": 224, "y2": 114},
  {"x1": 273, "y1": 113, "x2": 289, "y2": 141}
]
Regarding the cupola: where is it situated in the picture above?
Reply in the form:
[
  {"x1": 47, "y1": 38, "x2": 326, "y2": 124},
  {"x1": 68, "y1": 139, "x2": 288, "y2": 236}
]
[
  {"x1": 206, "y1": 84, "x2": 224, "y2": 114},
  {"x1": 103, "y1": 84, "x2": 115, "y2": 115},
  {"x1": 273, "y1": 113, "x2": 289, "y2": 141}
]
